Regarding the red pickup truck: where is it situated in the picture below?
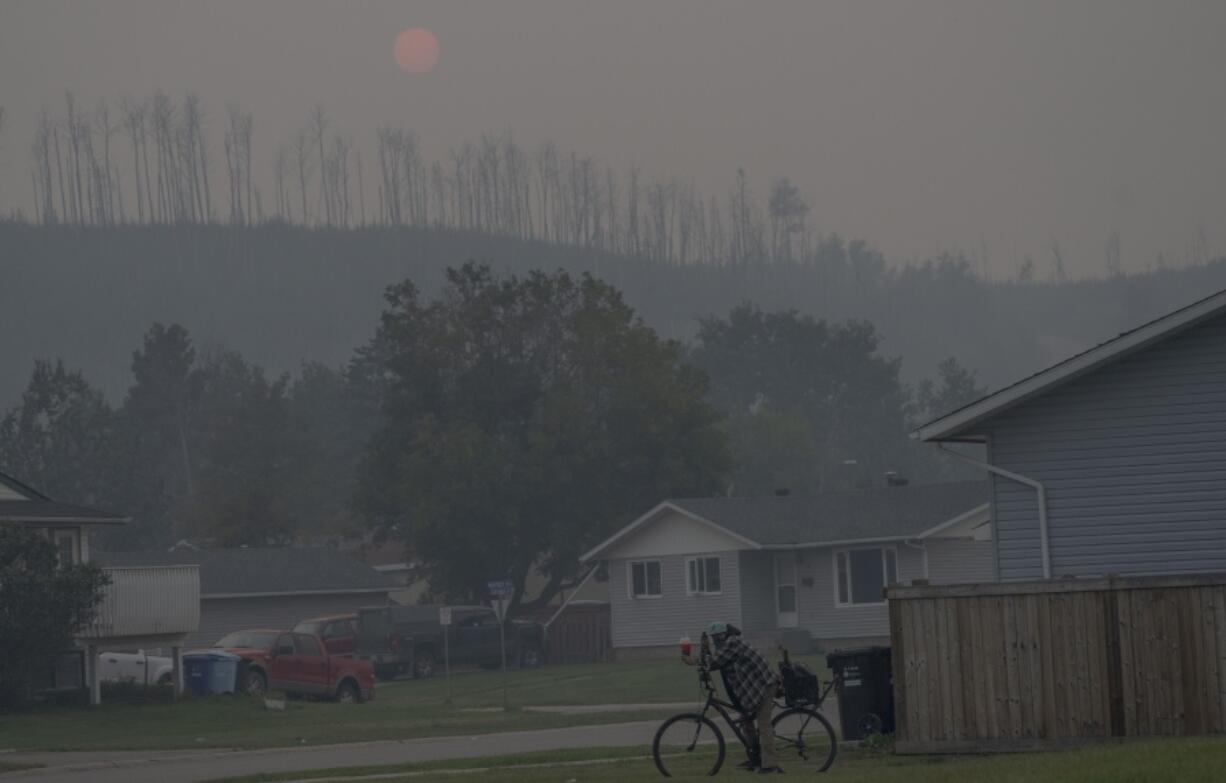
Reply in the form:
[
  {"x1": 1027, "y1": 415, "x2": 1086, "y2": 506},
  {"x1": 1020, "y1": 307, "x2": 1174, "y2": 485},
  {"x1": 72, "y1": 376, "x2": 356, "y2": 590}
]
[{"x1": 239, "y1": 631, "x2": 375, "y2": 703}]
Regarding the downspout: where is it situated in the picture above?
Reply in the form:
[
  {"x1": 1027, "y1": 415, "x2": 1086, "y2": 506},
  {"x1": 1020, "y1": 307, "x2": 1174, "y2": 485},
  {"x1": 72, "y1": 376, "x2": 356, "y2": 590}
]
[{"x1": 938, "y1": 443, "x2": 1051, "y2": 579}]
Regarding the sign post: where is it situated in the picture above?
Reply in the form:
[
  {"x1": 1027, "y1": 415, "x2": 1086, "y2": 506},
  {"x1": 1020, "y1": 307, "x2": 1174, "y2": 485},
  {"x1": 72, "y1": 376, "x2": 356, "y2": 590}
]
[
  {"x1": 487, "y1": 580, "x2": 515, "y2": 711},
  {"x1": 438, "y1": 606, "x2": 452, "y2": 705}
]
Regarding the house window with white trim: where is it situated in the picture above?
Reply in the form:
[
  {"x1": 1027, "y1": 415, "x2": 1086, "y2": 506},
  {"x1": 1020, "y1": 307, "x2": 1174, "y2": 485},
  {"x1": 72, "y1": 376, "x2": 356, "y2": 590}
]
[
  {"x1": 629, "y1": 560, "x2": 662, "y2": 598},
  {"x1": 54, "y1": 531, "x2": 77, "y2": 567},
  {"x1": 834, "y1": 547, "x2": 899, "y2": 606},
  {"x1": 686, "y1": 556, "x2": 722, "y2": 595}
]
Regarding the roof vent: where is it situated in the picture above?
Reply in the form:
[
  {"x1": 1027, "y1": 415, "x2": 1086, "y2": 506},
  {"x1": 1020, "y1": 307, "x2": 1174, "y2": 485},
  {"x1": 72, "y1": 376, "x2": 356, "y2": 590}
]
[
  {"x1": 885, "y1": 471, "x2": 909, "y2": 487},
  {"x1": 774, "y1": 488, "x2": 791, "y2": 497}
]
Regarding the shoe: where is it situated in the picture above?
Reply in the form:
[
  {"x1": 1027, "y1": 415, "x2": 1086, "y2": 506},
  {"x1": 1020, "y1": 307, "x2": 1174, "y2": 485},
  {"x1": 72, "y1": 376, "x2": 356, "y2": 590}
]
[
  {"x1": 736, "y1": 759, "x2": 759, "y2": 771},
  {"x1": 757, "y1": 766, "x2": 785, "y2": 774}
]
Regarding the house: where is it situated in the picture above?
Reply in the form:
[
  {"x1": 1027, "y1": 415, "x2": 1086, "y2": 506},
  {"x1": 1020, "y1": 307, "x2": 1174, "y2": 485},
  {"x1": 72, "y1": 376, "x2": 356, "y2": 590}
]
[
  {"x1": 94, "y1": 546, "x2": 397, "y2": 649},
  {"x1": 580, "y1": 481, "x2": 990, "y2": 655},
  {"x1": 0, "y1": 471, "x2": 199, "y2": 704},
  {"x1": 914, "y1": 287, "x2": 1226, "y2": 582}
]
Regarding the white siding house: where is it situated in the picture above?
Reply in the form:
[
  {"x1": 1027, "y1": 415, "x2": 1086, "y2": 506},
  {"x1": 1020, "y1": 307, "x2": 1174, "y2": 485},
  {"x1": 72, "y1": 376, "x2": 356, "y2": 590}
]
[
  {"x1": 0, "y1": 471, "x2": 200, "y2": 704},
  {"x1": 584, "y1": 482, "x2": 992, "y2": 654},
  {"x1": 915, "y1": 287, "x2": 1226, "y2": 582}
]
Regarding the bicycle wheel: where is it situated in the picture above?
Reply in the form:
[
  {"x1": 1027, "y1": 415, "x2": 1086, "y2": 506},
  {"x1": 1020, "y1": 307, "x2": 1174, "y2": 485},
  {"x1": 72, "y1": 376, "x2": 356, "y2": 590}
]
[
  {"x1": 771, "y1": 706, "x2": 837, "y2": 772},
  {"x1": 652, "y1": 712, "x2": 727, "y2": 777}
]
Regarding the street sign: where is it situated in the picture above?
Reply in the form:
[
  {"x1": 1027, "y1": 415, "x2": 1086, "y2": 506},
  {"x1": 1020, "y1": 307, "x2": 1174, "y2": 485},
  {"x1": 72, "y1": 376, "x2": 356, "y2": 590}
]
[
  {"x1": 487, "y1": 579, "x2": 514, "y2": 598},
  {"x1": 439, "y1": 606, "x2": 452, "y2": 626}
]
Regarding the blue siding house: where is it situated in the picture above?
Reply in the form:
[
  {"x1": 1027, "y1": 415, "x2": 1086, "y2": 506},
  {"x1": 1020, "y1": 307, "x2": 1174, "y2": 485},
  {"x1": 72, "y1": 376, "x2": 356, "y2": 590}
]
[
  {"x1": 581, "y1": 482, "x2": 991, "y2": 654},
  {"x1": 915, "y1": 288, "x2": 1226, "y2": 581}
]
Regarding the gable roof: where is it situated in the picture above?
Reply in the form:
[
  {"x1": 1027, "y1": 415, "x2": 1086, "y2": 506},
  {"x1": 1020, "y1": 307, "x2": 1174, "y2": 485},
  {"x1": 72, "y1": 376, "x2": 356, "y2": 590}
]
[
  {"x1": 93, "y1": 547, "x2": 395, "y2": 598},
  {"x1": 914, "y1": 287, "x2": 1226, "y2": 443},
  {"x1": 582, "y1": 481, "x2": 989, "y2": 562},
  {"x1": 0, "y1": 471, "x2": 128, "y2": 525}
]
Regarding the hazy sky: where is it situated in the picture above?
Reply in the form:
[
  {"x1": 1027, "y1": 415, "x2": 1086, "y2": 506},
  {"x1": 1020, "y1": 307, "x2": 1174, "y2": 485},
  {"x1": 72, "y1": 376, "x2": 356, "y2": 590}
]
[{"x1": 2, "y1": 0, "x2": 1225, "y2": 277}]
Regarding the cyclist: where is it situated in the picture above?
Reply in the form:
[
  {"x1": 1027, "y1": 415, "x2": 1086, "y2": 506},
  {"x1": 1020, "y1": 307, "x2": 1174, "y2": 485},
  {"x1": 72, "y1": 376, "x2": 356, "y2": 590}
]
[{"x1": 682, "y1": 621, "x2": 783, "y2": 774}]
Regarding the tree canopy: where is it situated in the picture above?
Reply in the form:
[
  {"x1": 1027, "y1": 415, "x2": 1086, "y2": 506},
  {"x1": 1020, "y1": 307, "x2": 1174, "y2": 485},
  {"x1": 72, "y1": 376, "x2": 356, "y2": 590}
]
[
  {"x1": 354, "y1": 263, "x2": 732, "y2": 610},
  {"x1": 0, "y1": 527, "x2": 110, "y2": 707}
]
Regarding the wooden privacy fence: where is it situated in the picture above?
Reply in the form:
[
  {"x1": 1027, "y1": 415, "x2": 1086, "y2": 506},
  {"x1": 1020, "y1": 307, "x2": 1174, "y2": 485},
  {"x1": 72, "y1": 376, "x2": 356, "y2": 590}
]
[
  {"x1": 533, "y1": 602, "x2": 611, "y2": 665},
  {"x1": 887, "y1": 573, "x2": 1226, "y2": 753}
]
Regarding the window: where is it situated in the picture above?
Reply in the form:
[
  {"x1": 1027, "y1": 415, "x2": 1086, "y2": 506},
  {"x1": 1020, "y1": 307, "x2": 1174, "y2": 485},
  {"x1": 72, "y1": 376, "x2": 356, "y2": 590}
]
[
  {"x1": 834, "y1": 547, "x2": 900, "y2": 607},
  {"x1": 629, "y1": 560, "x2": 662, "y2": 598},
  {"x1": 55, "y1": 533, "x2": 76, "y2": 567},
  {"x1": 686, "y1": 557, "x2": 722, "y2": 594},
  {"x1": 294, "y1": 635, "x2": 323, "y2": 656}
]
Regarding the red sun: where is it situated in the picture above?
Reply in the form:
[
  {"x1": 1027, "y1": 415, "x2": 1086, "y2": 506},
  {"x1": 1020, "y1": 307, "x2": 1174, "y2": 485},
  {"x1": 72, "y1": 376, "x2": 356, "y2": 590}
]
[{"x1": 394, "y1": 27, "x2": 440, "y2": 74}]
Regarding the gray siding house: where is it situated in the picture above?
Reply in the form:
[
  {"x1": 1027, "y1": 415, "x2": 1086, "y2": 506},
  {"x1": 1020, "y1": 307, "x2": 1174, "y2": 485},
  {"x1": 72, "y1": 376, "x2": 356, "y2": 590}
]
[
  {"x1": 95, "y1": 547, "x2": 395, "y2": 649},
  {"x1": 915, "y1": 288, "x2": 1226, "y2": 581},
  {"x1": 581, "y1": 481, "x2": 991, "y2": 654}
]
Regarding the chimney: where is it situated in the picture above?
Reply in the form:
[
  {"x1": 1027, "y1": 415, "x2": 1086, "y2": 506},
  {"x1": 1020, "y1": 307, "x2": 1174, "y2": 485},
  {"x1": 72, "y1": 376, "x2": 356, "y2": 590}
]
[{"x1": 885, "y1": 471, "x2": 910, "y2": 487}]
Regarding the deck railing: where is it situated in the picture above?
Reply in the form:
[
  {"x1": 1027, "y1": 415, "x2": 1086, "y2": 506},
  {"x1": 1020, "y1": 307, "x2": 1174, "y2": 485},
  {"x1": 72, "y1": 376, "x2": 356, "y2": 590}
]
[{"x1": 78, "y1": 565, "x2": 200, "y2": 640}]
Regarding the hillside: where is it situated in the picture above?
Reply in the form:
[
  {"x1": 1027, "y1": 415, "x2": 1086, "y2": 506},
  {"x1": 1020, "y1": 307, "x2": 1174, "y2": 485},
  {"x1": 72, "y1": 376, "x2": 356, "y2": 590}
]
[{"x1": 3, "y1": 220, "x2": 1225, "y2": 408}]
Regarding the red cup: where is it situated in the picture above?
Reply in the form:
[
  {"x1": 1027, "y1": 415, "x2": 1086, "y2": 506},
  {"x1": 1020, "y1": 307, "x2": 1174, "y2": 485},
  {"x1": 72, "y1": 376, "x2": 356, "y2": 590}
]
[{"x1": 680, "y1": 635, "x2": 692, "y2": 657}]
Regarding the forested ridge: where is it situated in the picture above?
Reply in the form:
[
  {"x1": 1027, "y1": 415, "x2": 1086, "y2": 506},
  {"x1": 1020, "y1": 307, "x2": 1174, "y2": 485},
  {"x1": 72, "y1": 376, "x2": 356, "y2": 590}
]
[{"x1": 4, "y1": 219, "x2": 1225, "y2": 411}]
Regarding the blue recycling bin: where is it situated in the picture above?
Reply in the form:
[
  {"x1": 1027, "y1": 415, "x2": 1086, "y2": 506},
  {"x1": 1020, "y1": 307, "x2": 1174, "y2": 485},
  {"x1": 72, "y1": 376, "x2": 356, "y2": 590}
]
[{"x1": 183, "y1": 651, "x2": 241, "y2": 696}]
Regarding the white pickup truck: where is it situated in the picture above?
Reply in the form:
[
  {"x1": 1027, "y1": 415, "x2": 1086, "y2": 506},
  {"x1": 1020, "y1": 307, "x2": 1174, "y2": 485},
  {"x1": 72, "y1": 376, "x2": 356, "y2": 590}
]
[{"x1": 97, "y1": 650, "x2": 174, "y2": 686}]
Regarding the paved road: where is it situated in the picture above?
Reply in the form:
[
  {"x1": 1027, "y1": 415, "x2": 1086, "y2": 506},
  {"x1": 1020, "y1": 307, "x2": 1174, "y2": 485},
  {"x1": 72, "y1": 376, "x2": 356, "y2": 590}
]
[
  {"x1": 2, "y1": 700, "x2": 842, "y2": 782},
  {"x1": 1, "y1": 721, "x2": 662, "y2": 783}
]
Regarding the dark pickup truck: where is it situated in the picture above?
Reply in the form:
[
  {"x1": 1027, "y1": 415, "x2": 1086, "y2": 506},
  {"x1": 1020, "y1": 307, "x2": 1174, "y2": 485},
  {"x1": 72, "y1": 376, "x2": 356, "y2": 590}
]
[{"x1": 356, "y1": 604, "x2": 545, "y2": 680}]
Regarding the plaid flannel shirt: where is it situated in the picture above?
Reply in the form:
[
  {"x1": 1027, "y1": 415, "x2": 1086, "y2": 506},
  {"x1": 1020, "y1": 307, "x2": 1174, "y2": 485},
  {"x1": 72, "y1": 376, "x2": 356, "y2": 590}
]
[{"x1": 708, "y1": 636, "x2": 779, "y2": 713}]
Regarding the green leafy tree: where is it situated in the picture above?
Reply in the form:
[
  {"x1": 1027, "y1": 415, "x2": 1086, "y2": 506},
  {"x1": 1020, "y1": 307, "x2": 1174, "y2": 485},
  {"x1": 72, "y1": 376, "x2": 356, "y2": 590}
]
[
  {"x1": 913, "y1": 357, "x2": 987, "y2": 424},
  {"x1": 689, "y1": 304, "x2": 912, "y2": 493},
  {"x1": 282, "y1": 362, "x2": 380, "y2": 542},
  {"x1": 108, "y1": 323, "x2": 197, "y2": 548},
  {"x1": 910, "y1": 357, "x2": 989, "y2": 481},
  {"x1": 0, "y1": 527, "x2": 111, "y2": 707},
  {"x1": 0, "y1": 360, "x2": 118, "y2": 509},
  {"x1": 184, "y1": 349, "x2": 291, "y2": 546},
  {"x1": 355, "y1": 263, "x2": 731, "y2": 612}
]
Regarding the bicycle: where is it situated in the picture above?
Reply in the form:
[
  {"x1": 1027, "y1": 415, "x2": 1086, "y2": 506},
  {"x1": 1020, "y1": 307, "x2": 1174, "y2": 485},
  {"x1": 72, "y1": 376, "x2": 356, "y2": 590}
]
[{"x1": 652, "y1": 633, "x2": 838, "y2": 777}]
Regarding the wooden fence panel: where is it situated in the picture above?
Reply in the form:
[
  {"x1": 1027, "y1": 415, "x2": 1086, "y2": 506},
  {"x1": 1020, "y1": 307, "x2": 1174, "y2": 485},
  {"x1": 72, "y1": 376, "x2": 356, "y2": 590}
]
[
  {"x1": 888, "y1": 574, "x2": 1226, "y2": 753},
  {"x1": 529, "y1": 603, "x2": 611, "y2": 665}
]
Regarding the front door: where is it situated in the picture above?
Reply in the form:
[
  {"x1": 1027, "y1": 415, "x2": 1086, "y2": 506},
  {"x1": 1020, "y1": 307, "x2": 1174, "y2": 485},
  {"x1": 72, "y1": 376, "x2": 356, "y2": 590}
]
[{"x1": 775, "y1": 553, "x2": 798, "y2": 628}]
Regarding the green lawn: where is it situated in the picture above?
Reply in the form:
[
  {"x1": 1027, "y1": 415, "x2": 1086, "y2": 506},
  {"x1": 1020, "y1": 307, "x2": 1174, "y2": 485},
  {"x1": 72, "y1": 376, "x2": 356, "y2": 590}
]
[
  {"x1": 0, "y1": 658, "x2": 749, "y2": 751},
  {"x1": 0, "y1": 760, "x2": 43, "y2": 774},
  {"x1": 213, "y1": 737, "x2": 1226, "y2": 783}
]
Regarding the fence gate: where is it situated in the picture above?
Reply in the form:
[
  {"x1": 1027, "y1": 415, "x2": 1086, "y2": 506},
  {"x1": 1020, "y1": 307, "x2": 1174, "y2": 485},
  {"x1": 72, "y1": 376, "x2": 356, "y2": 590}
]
[{"x1": 538, "y1": 603, "x2": 611, "y2": 665}]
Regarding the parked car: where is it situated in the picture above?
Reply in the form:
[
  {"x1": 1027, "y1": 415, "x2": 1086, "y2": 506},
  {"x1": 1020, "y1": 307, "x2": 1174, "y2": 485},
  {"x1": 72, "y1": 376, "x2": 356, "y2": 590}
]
[
  {"x1": 292, "y1": 614, "x2": 357, "y2": 655},
  {"x1": 240, "y1": 631, "x2": 375, "y2": 703},
  {"x1": 356, "y1": 604, "x2": 545, "y2": 680},
  {"x1": 97, "y1": 650, "x2": 174, "y2": 686}
]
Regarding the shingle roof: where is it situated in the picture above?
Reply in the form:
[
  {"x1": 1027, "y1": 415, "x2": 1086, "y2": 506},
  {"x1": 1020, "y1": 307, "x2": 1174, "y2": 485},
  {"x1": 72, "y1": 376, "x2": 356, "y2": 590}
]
[
  {"x1": 668, "y1": 481, "x2": 989, "y2": 546},
  {"x1": 582, "y1": 480, "x2": 991, "y2": 562},
  {"x1": 0, "y1": 499, "x2": 129, "y2": 524},
  {"x1": 0, "y1": 471, "x2": 128, "y2": 525},
  {"x1": 93, "y1": 547, "x2": 396, "y2": 597}
]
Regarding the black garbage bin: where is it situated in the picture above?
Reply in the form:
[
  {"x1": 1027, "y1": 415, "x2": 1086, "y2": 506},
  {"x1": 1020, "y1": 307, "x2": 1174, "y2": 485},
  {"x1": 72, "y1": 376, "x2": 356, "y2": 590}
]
[{"x1": 826, "y1": 646, "x2": 895, "y2": 740}]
